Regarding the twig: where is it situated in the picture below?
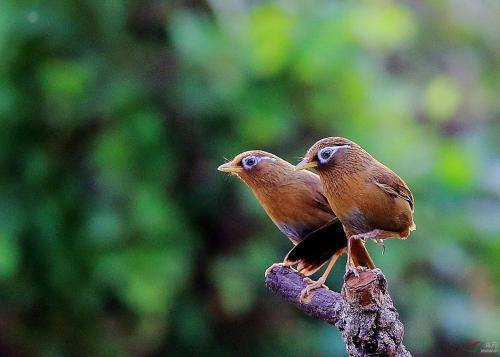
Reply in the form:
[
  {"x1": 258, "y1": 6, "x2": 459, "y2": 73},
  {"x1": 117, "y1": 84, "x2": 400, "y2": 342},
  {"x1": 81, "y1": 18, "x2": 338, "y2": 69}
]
[{"x1": 265, "y1": 265, "x2": 411, "y2": 357}]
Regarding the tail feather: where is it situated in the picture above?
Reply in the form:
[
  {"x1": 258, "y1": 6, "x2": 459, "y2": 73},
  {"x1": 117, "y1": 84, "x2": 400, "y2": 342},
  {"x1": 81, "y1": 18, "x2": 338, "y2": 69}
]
[
  {"x1": 284, "y1": 220, "x2": 376, "y2": 276},
  {"x1": 284, "y1": 219, "x2": 347, "y2": 276}
]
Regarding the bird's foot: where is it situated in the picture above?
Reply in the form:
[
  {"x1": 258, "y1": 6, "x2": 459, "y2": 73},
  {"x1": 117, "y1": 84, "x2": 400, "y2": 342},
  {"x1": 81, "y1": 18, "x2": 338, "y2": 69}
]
[
  {"x1": 299, "y1": 276, "x2": 327, "y2": 303},
  {"x1": 302, "y1": 276, "x2": 315, "y2": 284},
  {"x1": 375, "y1": 238, "x2": 385, "y2": 254},
  {"x1": 351, "y1": 230, "x2": 388, "y2": 254},
  {"x1": 351, "y1": 229, "x2": 401, "y2": 241},
  {"x1": 264, "y1": 262, "x2": 284, "y2": 277},
  {"x1": 350, "y1": 231, "x2": 377, "y2": 240},
  {"x1": 345, "y1": 264, "x2": 360, "y2": 278}
]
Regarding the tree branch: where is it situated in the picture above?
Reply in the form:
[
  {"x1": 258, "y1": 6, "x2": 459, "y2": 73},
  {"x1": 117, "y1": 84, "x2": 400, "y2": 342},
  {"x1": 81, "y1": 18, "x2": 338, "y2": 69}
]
[{"x1": 265, "y1": 265, "x2": 411, "y2": 357}]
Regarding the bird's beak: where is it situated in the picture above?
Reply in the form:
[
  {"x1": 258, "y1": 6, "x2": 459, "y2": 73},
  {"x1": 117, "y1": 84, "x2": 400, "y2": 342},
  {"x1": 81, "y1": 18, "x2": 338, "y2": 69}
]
[
  {"x1": 295, "y1": 158, "x2": 318, "y2": 171},
  {"x1": 217, "y1": 162, "x2": 243, "y2": 173}
]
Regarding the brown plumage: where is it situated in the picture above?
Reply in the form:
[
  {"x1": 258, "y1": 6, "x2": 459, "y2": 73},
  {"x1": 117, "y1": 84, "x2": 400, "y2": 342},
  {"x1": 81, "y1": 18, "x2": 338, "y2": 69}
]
[
  {"x1": 295, "y1": 137, "x2": 415, "y2": 268},
  {"x1": 218, "y1": 150, "x2": 375, "y2": 298}
]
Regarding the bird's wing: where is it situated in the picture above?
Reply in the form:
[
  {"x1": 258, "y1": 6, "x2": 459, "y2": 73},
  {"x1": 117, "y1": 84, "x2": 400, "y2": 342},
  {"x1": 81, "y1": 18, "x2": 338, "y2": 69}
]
[
  {"x1": 371, "y1": 173, "x2": 414, "y2": 211},
  {"x1": 313, "y1": 191, "x2": 335, "y2": 215},
  {"x1": 301, "y1": 171, "x2": 335, "y2": 215}
]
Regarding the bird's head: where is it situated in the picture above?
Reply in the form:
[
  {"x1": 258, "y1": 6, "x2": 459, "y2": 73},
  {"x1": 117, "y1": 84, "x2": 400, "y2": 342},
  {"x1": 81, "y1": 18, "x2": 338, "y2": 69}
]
[
  {"x1": 218, "y1": 150, "x2": 293, "y2": 186},
  {"x1": 295, "y1": 137, "x2": 359, "y2": 173}
]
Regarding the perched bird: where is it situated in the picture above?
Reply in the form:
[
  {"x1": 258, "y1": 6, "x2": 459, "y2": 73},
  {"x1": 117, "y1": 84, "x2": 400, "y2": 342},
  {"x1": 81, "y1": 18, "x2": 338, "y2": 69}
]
[
  {"x1": 218, "y1": 150, "x2": 375, "y2": 298},
  {"x1": 295, "y1": 137, "x2": 415, "y2": 269}
]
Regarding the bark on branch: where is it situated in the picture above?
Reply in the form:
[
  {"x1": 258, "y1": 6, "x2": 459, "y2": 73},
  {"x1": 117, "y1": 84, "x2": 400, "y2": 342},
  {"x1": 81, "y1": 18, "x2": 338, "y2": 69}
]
[{"x1": 265, "y1": 265, "x2": 411, "y2": 357}]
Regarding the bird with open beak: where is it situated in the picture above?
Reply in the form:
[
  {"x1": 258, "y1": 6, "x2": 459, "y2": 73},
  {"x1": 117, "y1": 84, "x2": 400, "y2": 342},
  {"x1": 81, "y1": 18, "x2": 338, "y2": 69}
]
[
  {"x1": 295, "y1": 137, "x2": 415, "y2": 272},
  {"x1": 218, "y1": 150, "x2": 375, "y2": 300}
]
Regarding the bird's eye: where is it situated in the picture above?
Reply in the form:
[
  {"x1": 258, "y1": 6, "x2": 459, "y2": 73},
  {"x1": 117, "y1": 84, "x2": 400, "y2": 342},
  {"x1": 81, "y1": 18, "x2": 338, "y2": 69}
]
[
  {"x1": 317, "y1": 145, "x2": 350, "y2": 165},
  {"x1": 242, "y1": 156, "x2": 258, "y2": 169},
  {"x1": 318, "y1": 148, "x2": 334, "y2": 164}
]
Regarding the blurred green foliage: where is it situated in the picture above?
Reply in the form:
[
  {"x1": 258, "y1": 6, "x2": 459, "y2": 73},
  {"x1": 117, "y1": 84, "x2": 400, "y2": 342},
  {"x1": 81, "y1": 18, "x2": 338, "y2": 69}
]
[{"x1": 1, "y1": 0, "x2": 500, "y2": 356}]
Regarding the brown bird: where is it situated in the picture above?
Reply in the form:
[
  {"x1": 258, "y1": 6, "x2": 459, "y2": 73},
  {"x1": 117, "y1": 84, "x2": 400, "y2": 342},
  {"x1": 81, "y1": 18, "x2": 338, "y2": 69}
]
[
  {"x1": 295, "y1": 137, "x2": 415, "y2": 270},
  {"x1": 218, "y1": 150, "x2": 375, "y2": 298}
]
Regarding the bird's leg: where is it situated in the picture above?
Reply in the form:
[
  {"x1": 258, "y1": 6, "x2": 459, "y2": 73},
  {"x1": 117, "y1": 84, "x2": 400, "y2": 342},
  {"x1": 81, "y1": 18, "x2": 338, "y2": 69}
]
[
  {"x1": 299, "y1": 253, "x2": 340, "y2": 303},
  {"x1": 345, "y1": 237, "x2": 360, "y2": 277},
  {"x1": 350, "y1": 229, "x2": 402, "y2": 254}
]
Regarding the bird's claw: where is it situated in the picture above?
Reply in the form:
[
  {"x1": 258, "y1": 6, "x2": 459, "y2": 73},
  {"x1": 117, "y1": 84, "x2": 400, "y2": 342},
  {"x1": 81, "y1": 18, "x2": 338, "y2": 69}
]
[
  {"x1": 375, "y1": 238, "x2": 385, "y2": 254},
  {"x1": 264, "y1": 262, "x2": 284, "y2": 277},
  {"x1": 350, "y1": 232, "x2": 386, "y2": 255},
  {"x1": 299, "y1": 277, "x2": 327, "y2": 303},
  {"x1": 349, "y1": 233, "x2": 364, "y2": 241},
  {"x1": 345, "y1": 265, "x2": 360, "y2": 278},
  {"x1": 302, "y1": 277, "x2": 315, "y2": 284}
]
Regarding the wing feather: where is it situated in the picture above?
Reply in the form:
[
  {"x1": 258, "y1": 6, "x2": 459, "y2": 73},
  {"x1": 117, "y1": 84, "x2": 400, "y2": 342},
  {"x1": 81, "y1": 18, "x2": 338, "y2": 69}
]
[{"x1": 371, "y1": 172, "x2": 414, "y2": 211}]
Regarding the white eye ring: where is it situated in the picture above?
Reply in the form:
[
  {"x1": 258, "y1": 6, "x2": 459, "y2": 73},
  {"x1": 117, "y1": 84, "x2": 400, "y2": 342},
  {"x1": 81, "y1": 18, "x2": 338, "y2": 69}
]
[
  {"x1": 318, "y1": 147, "x2": 334, "y2": 164},
  {"x1": 242, "y1": 156, "x2": 259, "y2": 169},
  {"x1": 317, "y1": 145, "x2": 350, "y2": 164}
]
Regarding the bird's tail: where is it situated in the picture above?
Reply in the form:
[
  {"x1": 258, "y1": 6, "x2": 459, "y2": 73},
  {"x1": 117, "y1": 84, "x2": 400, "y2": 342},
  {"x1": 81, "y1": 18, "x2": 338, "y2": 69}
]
[{"x1": 284, "y1": 219, "x2": 375, "y2": 276}]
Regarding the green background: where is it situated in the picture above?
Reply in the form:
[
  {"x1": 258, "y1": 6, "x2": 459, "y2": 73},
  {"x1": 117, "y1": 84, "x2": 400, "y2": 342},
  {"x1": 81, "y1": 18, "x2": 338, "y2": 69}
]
[{"x1": 1, "y1": 0, "x2": 499, "y2": 355}]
